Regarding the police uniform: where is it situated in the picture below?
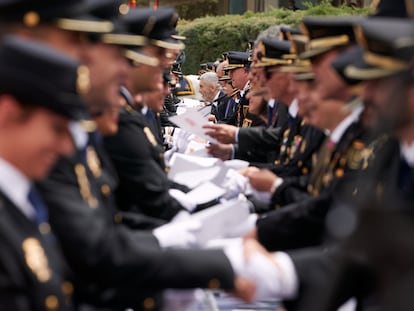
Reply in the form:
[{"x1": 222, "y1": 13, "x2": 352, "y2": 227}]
[
  {"x1": 0, "y1": 36, "x2": 88, "y2": 311},
  {"x1": 102, "y1": 8, "x2": 189, "y2": 222},
  {"x1": 222, "y1": 51, "x2": 264, "y2": 127},
  {"x1": 253, "y1": 16, "x2": 378, "y2": 251},
  {"x1": 282, "y1": 18, "x2": 414, "y2": 311},
  {"x1": 233, "y1": 39, "x2": 298, "y2": 164}
]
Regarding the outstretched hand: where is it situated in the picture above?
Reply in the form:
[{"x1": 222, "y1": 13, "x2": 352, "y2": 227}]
[{"x1": 203, "y1": 123, "x2": 237, "y2": 144}]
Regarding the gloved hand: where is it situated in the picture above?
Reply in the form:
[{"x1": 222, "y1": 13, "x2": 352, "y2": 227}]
[
  {"x1": 220, "y1": 169, "x2": 250, "y2": 200},
  {"x1": 153, "y1": 218, "x2": 202, "y2": 248}
]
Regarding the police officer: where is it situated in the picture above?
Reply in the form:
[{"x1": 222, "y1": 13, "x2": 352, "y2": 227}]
[{"x1": 0, "y1": 36, "x2": 87, "y2": 311}]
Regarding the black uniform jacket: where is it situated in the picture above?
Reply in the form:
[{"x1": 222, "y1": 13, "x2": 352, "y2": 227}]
[
  {"x1": 0, "y1": 192, "x2": 73, "y2": 311},
  {"x1": 104, "y1": 106, "x2": 184, "y2": 222},
  {"x1": 235, "y1": 103, "x2": 289, "y2": 163}
]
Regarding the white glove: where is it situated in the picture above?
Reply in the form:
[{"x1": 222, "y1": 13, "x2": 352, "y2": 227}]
[
  {"x1": 224, "y1": 242, "x2": 298, "y2": 301},
  {"x1": 153, "y1": 218, "x2": 202, "y2": 249},
  {"x1": 243, "y1": 251, "x2": 283, "y2": 300},
  {"x1": 220, "y1": 169, "x2": 250, "y2": 200}
]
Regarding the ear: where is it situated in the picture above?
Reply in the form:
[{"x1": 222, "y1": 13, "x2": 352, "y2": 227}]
[
  {"x1": 134, "y1": 93, "x2": 143, "y2": 104},
  {"x1": 0, "y1": 95, "x2": 23, "y2": 129}
]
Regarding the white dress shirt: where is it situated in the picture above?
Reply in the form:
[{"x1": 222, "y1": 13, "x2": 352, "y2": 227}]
[{"x1": 0, "y1": 157, "x2": 35, "y2": 219}]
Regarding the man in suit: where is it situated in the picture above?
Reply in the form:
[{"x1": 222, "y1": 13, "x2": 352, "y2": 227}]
[
  {"x1": 199, "y1": 72, "x2": 226, "y2": 121},
  {"x1": 0, "y1": 36, "x2": 87, "y2": 311}
]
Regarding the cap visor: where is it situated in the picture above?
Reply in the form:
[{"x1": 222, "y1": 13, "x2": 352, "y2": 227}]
[
  {"x1": 125, "y1": 49, "x2": 159, "y2": 67},
  {"x1": 299, "y1": 46, "x2": 333, "y2": 60},
  {"x1": 151, "y1": 39, "x2": 185, "y2": 50}
]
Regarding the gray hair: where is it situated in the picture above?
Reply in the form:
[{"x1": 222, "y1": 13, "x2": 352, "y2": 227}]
[
  {"x1": 199, "y1": 72, "x2": 220, "y2": 89},
  {"x1": 254, "y1": 25, "x2": 287, "y2": 48}
]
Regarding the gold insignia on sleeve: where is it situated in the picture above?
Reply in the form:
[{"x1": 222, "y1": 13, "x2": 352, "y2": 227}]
[
  {"x1": 242, "y1": 118, "x2": 252, "y2": 128},
  {"x1": 242, "y1": 105, "x2": 249, "y2": 116},
  {"x1": 86, "y1": 146, "x2": 102, "y2": 177},
  {"x1": 76, "y1": 65, "x2": 91, "y2": 96},
  {"x1": 300, "y1": 139, "x2": 307, "y2": 154},
  {"x1": 143, "y1": 127, "x2": 157, "y2": 146},
  {"x1": 22, "y1": 238, "x2": 52, "y2": 282},
  {"x1": 346, "y1": 140, "x2": 374, "y2": 170},
  {"x1": 74, "y1": 164, "x2": 98, "y2": 209}
]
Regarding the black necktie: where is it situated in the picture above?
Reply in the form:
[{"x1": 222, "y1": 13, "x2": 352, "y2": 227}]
[
  {"x1": 267, "y1": 106, "x2": 275, "y2": 127},
  {"x1": 28, "y1": 186, "x2": 48, "y2": 226},
  {"x1": 399, "y1": 158, "x2": 413, "y2": 194}
]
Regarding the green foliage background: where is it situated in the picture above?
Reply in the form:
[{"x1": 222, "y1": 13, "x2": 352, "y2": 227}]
[{"x1": 177, "y1": 1, "x2": 371, "y2": 74}]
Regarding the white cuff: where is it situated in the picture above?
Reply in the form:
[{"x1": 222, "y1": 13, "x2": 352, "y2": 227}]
[
  {"x1": 270, "y1": 177, "x2": 284, "y2": 194},
  {"x1": 272, "y1": 252, "x2": 299, "y2": 299},
  {"x1": 235, "y1": 128, "x2": 240, "y2": 143},
  {"x1": 222, "y1": 239, "x2": 244, "y2": 276}
]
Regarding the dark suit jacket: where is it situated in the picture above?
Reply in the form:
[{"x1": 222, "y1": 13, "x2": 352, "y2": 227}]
[
  {"x1": 211, "y1": 91, "x2": 226, "y2": 121},
  {"x1": 0, "y1": 192, "x2": 73, "y2": 311}
]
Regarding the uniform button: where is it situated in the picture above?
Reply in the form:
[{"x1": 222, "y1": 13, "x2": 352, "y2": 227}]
[
  {"x1": 143, "y1": 297, "x2": 155, "y2": 310},
  {"x1": 335, "y1": 168, "x2": 344, "y2": 178},
  {"x1": 45, "y1": 295, "x2": 59, "y2": 311},
  {"x1": 39, "y1": 222, "x2": 51, "y2": 235},
  {"x1": 23, "y1": 11, "x2": 40, "y2": 27},
  {"x1": 208, "y1": 278, "x2": 220, "y2": 289},
  {"x1": 159, "y1": 153, "x2": 164, "y2": 159},
  {"x1": 114, "y1": 213, "x2": 123, "y2": 224},
  {"x1": 101, "y1": 184, "x2": 111, "y2": 196},
  {"x1": 61, "y1": 281, "x2": 74, "y2": 297},
  {"x1": 301, "y1": 167, "x2": 309, "y2": 175},
  {"x1": 297, "y1": 160, "x2": 303, "y2": 167}
]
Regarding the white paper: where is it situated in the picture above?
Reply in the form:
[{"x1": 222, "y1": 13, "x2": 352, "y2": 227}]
[
  {"x1": 168, "y1": 153, "x2": 219, "y2": 180},
  {"x1": 172, "y1": 166, "x2": 223, "y2": 189},
  {"x1": 185, "y1": 181, "x2": 226, "y2": 205},
  {"x1": 191, "y1": 199, "x2": 251, "y2": 246},
  {"x1": 169, "y1": 107, "x2": 217, "y2": 143}
]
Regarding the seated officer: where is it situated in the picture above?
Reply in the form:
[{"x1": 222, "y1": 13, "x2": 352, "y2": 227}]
[
  {"x1": 103, "y1": 7, "x2": 194, "y2": 223},
  {"x1": 239, "y1": 17, "x2": 414, "y2": 311},
  {"x1": 241, "y1": 16, "x2": 374, "y2": 251},
  {"x1": 0, "y1": 36, "x2": 87, "y2": 311},
  {"x1": 222, "y1": 51, "x2": 258, "y2": 127}
]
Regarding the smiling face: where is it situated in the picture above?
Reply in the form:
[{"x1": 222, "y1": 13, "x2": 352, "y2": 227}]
[{"x1": 83, "y1": 43, "x2": 130, "y2": 115}]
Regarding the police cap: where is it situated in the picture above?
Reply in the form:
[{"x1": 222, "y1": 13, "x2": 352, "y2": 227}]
[
  {"x1": 345, "y1": 18, "x2": 414, "y2": 80},
  {"x1": 255, "y1": 38, "x2": 294, "y2": 68},
  {"x1": 300, "y1": 16, "x2": 363, "y2": 59},
  {"x1": 373, "y1": 0, "x2": 414, "y2": 18},
  {"x1": 224, "y1": 51, "x2": 252, "y2": 71},
  {"x1": 0, "y1": 0, "x2": 113, "y2": 33},
  {"x1": 0, "y1": 36, "x2": 87, "y2": 120}
]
